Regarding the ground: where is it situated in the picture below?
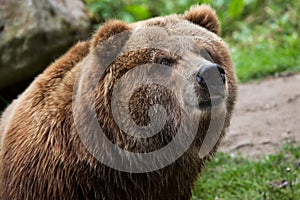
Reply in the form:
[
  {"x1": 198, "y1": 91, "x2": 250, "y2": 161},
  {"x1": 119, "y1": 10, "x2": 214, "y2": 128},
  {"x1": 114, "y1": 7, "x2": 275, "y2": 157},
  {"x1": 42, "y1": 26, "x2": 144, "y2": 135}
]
[{"x1": 220, "y1": 73, "x2": 300, "y2": 159}]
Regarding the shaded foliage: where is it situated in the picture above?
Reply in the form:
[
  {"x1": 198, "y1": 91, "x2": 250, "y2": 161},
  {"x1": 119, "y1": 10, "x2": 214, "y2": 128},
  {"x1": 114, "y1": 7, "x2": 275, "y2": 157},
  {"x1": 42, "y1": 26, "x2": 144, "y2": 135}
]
[{"x1": 84, "y1": 0, "x2": 264, "y2": 36}]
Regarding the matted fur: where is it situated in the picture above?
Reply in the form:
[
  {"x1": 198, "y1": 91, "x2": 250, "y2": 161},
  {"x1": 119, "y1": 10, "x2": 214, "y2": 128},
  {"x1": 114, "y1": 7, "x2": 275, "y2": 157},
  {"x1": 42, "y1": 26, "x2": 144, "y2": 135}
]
[{"x1": 0, "y1": 5, "x2": 237, "y2": 200}]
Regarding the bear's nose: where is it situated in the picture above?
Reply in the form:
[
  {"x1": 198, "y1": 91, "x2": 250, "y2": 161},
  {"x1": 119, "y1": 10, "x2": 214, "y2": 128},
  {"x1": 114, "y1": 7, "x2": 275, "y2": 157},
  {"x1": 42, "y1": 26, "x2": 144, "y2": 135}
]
[{"x1": 196, "y1": 64, "x2": 225, "y2": 87}]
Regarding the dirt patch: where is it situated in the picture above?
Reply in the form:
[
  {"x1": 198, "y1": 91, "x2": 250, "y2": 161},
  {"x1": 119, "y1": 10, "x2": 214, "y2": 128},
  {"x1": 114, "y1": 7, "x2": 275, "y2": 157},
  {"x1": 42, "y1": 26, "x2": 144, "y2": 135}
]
[{"x1": 220, "y1": 73, "x2": 300, "y2": 159}]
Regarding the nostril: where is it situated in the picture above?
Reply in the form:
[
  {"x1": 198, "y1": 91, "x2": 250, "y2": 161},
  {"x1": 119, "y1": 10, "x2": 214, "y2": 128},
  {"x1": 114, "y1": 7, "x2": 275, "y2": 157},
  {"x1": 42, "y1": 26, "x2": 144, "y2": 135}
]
[
  {"x1": 196, "y1": 64, "x2": 226, "y2": 86},
  {"x1": 217, "y1": 66, "x2": 226, "y2": 84},
  {"x1": 217, "y1": 65, "x2": 225, "y2": 74},
  {"x1": 196, "y1": 73, "x2": 205, "y2": 86}
]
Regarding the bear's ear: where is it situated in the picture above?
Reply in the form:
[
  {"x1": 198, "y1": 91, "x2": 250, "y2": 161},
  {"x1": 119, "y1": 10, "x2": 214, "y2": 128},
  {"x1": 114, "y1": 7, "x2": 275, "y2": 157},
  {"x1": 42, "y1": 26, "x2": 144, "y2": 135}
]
[
  {"x1": 91, "y1": 20, "x2": 131, "y2": 49},
  {"x1": 182, "y1": 4, "x2": 220, "y2": 35}
]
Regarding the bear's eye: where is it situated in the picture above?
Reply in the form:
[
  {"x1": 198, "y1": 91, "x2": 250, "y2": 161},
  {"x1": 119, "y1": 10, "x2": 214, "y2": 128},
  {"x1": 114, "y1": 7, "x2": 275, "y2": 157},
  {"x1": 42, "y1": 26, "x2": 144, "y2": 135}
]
[
  {"x1": 157, "y1": 57, "x2": 176, "y2": 67},
  {"x1": 200, "y1": 49, "x2": 214, "y2": 62}
]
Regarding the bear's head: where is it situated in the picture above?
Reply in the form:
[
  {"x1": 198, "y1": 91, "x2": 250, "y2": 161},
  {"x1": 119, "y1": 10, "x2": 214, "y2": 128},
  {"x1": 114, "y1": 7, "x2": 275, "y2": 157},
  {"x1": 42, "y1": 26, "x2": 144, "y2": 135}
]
[
  {"x1": 0, "y1": 4, "x2": 238, "y2": 200},
  {"x1": 72, "y1": 4, "x2": 237, "y2": 173}
]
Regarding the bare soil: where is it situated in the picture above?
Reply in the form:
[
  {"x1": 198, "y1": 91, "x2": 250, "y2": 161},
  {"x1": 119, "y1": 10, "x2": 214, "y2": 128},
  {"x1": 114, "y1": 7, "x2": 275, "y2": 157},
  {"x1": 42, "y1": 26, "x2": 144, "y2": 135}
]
[{"x1": 220, "y1": 73, "x2": 300, "y2": 159}]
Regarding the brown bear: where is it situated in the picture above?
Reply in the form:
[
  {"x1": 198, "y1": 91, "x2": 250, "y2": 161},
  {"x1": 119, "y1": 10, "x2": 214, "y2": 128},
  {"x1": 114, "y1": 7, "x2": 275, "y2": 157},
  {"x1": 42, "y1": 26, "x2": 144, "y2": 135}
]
[{"x1": 0, "y1": 4, "x2": 237, "y2": 200}]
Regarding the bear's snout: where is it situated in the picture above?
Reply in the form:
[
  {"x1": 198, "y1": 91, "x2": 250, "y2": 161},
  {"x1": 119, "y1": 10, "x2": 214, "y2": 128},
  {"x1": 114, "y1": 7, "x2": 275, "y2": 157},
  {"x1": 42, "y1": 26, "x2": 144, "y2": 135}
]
[
  {"x1": 196, "y1": 64, "x2": 225, "y2": 87},
  {"x1": 195, "y1": 64, "x2": 226, "y2": 107}
]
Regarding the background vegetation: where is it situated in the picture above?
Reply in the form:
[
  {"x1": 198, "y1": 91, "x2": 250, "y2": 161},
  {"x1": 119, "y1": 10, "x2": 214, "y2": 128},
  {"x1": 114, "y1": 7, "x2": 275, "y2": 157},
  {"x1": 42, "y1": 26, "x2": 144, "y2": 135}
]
[
  {"x1": 193, "y1": 143, "x2": 300, "y2": 199},
  {"x1": 83, "y1": 0, "x2": 300, "y2": 82}
]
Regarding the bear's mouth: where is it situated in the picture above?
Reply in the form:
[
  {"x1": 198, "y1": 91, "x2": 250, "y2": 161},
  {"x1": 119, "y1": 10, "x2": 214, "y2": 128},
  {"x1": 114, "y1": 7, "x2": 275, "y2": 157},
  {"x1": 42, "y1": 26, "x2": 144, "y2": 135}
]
[
  {"x1": 196, "y1": 85, "x2": 225, "y2": 108},
  {"x1": 198, "y1": 93, "x2": 225, "y2": 108}
]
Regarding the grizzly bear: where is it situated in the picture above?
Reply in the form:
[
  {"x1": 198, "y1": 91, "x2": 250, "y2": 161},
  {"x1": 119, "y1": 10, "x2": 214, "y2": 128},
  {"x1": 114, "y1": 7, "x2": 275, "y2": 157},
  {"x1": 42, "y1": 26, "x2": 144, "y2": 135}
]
[{"x1": 0, "y1": 4, "x2": 237, "y2": 200}]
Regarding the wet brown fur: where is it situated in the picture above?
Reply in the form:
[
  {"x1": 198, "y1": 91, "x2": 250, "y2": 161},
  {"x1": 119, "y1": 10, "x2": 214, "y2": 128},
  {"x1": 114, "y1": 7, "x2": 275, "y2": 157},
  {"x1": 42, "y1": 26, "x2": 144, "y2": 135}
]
[{"x1": 0, "y1": 5, "x2": 237, "y2": 200}]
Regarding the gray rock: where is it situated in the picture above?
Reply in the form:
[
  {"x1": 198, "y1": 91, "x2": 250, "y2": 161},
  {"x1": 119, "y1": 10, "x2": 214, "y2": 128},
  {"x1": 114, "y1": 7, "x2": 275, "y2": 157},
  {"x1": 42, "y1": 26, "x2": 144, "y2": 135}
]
[{"x1": 0, "y1": 0, "x2": 91, "y2": 89}]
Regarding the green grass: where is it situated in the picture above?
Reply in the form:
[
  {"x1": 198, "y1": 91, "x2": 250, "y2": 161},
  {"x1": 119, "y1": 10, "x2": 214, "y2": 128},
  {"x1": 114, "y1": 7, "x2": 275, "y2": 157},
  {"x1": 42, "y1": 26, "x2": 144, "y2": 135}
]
[
  {"x1": 233, "y1": 46, "x2": 300, "y2": 83},
  {"x1": 192, "y1": 144, "x2": 300, "y2": 200},
  {"x1": 226, "y1": 0, "x2": 300, "y2": 83},
  {"x1": 228, "y1": 25, "x2": 300, "y2": 83}
]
